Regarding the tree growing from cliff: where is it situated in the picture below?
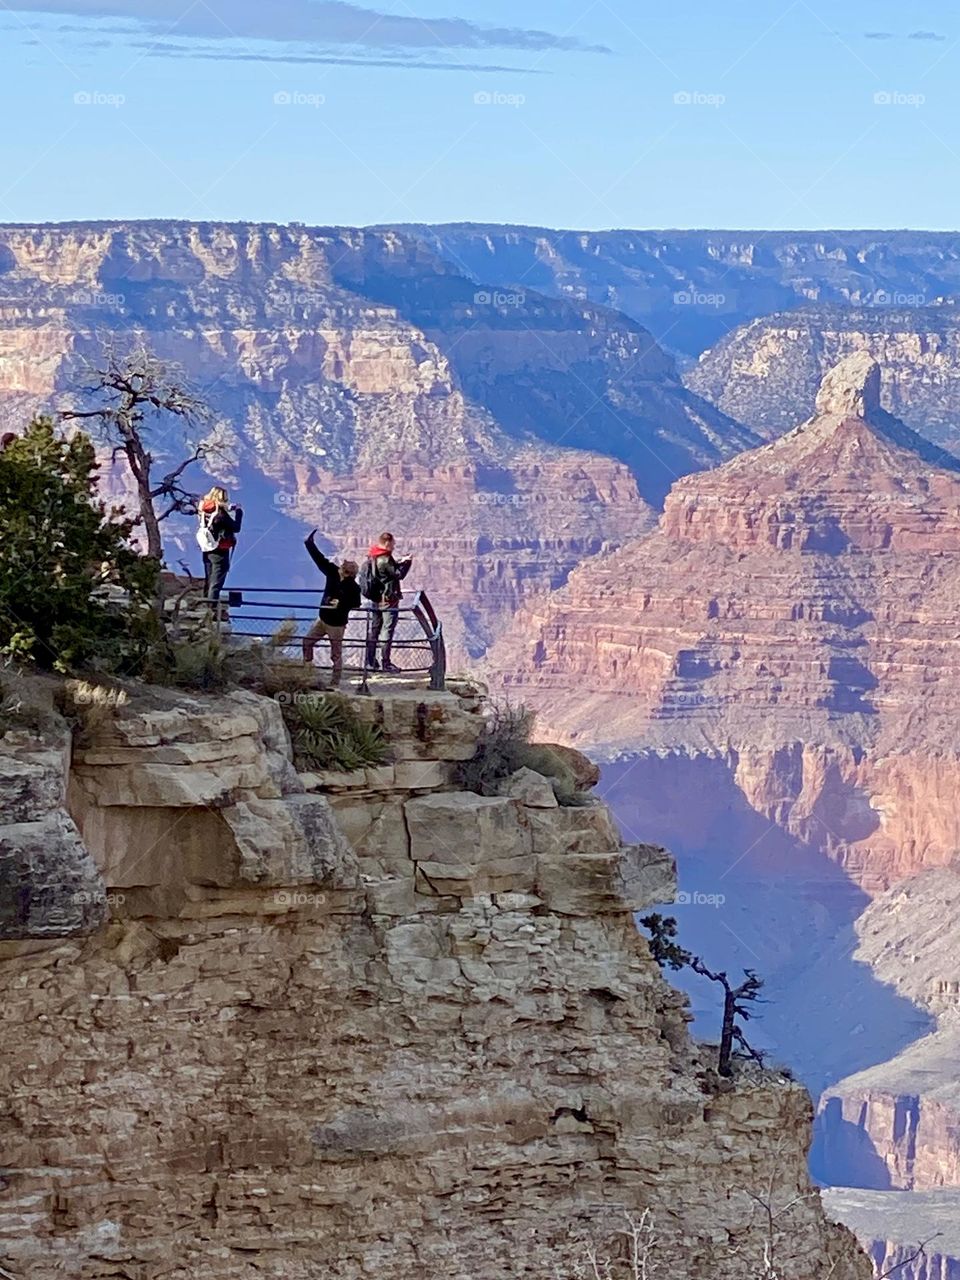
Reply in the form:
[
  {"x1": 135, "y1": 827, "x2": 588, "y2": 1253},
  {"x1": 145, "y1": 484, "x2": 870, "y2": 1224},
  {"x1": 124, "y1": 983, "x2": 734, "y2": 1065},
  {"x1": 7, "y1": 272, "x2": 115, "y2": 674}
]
[
  {"x1": 640, "y1": 913, "x2": 765, "y2": 1077},
  {"x1": 60, "y1": 344, "x2": 214, "y2": 563},
  {"x1": 0, "y1": 417, "x2": 158, "y2": 670}
]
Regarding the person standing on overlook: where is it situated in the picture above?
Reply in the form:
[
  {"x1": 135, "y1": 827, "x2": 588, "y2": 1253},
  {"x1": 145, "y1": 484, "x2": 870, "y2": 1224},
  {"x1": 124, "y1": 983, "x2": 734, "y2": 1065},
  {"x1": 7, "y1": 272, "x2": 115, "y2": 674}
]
[
  {"x1": 361, "y1": 532, "x2": 412, "y2": 673},
  {"x1": 302, "y1": 529, "x2": 361, "y2": 686},
  {"x1": 196, "y1": 485, "x2": 242, "y2": 604}
]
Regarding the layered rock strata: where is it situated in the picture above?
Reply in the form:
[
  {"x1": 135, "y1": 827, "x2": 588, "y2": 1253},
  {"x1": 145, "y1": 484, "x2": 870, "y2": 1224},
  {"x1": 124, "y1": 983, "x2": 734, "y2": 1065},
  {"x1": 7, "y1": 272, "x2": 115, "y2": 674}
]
[
  {"x1": 400, "y1": 225, "x2": 960, "y2": 356},
  {"x1": 823, "y1": 1187, "x2": 960, "y2": 1280},
  {"x1": 0, "y1": 677, "x2": 868, "y2": 1280},
  {"x1": 491, "y1": 354, "x2": 960, "y2": 892},
  {"x1": 812, "y1": 867, "x2": 960, "y2": 1192}
]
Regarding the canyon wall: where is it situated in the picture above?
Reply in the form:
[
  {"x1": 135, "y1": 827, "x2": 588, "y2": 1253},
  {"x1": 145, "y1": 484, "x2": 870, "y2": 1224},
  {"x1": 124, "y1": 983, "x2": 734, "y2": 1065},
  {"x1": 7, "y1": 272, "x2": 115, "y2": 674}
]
[
  {"x1": 484, "y1": 354, "x2": 960, "y2": 1212},
  {"x1": 490, "y1": 355, "x2": 960, "y2": 892},
  {"x1": 400, "y1": 225, "x2": 960, "y2": 356},
  {"x1": 0, "y1": 675, "x2": 868, "y2": 1280},
  {"x1": 0, "y1": 220, "x2": 752, "y2": 661},
  {"x1": 823, "y1": 1188, "x2": 960, "y2": 1280},
  {"x1": 811, "y1": 867, "x2": 960, "y2": 1194},
  {"x1": 685, "y1": 306, "x2": 960, "y2": 453}
]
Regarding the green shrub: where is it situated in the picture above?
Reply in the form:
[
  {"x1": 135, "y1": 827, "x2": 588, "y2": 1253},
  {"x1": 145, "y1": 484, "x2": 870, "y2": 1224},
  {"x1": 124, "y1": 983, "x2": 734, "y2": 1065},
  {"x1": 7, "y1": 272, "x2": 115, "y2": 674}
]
[
  {"x1": 456, "y1": 701, "x2": 593, "y2": 805},
  {"x1": 0, "y1": 418, "x2": 158, "y2": 673},
  {"x1": 167, "y1": 634, "x2": 230, "y2": 692},
  {"x1": 455, "y1": 701, "x2": 533, "y2": 795},
  {"x1": 286, "y1": 693, "x2": 389, "y2": 773},
  {"x1": 513, "y1": 742, "x2": 594, "y2": 806}
]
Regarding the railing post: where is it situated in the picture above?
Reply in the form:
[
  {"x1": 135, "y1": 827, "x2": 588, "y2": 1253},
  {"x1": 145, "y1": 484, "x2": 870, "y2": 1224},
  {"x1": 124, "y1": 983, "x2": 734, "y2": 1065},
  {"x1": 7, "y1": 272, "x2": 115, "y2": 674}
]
[
  {"x1": 429, "y1": 624, "x2": 446, "y2": 691},
  {"x1": 358, "y1": 606, "x2": 372, "y2": 695}
]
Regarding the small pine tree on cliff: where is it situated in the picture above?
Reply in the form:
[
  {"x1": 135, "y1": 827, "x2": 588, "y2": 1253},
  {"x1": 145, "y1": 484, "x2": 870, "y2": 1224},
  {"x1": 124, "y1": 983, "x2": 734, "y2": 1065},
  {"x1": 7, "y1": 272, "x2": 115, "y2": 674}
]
[
  {"x1": 0, "y1": 418, "x2": 158, "y2": 671},
  {"x1": 640, "y1": 913, "x2": 766, "y2": 1077}
]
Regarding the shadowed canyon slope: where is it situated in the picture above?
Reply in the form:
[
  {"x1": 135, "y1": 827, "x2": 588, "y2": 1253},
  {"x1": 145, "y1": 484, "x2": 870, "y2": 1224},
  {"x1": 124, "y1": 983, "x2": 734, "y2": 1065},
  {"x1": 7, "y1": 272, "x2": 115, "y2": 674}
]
[
  {"x1": 812, "y1": 867, "x2": 960, "y2": 1193},
  {"x1": 491, "y1": 352, "x2": 960, "y2": 893},
  {"x1": 685, "y1": 305, "x2": 960, "y2": 454},
  {"x1": 0, "y1": 220, "x2": 751, "y2": 659}
]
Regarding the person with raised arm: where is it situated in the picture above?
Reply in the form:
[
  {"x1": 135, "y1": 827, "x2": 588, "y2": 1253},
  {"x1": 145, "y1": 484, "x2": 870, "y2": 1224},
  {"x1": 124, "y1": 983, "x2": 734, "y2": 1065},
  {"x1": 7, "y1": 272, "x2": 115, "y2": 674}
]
[{"x1": 302, "y1": 529, "x2": 361, "y2": 687}]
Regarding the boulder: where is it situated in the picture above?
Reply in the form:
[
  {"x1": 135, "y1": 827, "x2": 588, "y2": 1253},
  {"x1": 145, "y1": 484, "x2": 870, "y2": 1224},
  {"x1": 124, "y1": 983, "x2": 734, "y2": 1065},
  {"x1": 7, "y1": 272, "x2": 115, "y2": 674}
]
[
  {"x1": 498, "y1": 767, "x2": 558, "y2": 809},
  {"x1": 527, "y1": 804, "x2": 622, "y2": 857},
  {"x1": 536, "y1": 842, "x2": 676, "y2": 915},
  {"x1": 544, "y1": 742, "x2": 601, "y2": 790}
]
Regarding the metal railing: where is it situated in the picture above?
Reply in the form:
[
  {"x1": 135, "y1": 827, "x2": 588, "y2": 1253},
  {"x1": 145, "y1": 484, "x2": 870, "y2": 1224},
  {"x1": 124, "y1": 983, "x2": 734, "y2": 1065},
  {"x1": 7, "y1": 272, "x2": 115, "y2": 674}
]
[{"x1": 200, "y1": 587, "x2": 446, "y2": 692}]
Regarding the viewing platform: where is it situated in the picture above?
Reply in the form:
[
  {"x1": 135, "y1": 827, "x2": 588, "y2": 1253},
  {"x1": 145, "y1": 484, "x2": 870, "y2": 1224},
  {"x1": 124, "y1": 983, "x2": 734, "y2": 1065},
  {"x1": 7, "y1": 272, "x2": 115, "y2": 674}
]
[{"x1": 165, "y1": 580, "x2": 447, "y2": 693}]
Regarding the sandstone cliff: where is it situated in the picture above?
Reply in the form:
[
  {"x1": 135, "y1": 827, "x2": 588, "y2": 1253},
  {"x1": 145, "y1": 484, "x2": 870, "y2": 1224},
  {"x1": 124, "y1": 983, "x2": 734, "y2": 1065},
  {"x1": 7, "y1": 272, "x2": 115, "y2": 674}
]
[
  {"x1": 685, "y1": 305, "x2": 960, "y2": 454},
  {"x1": 0, "y1": 675, "x2": 868, "y2": 1279},
  {"x1": 823, "y1": 1188, "x2": 960, "y2": 1280},
  {"x1": 490, "y1": 353, "x2": 960, "y2": 893},
  {"x1": 0, "y1": 220, "x2": 752, "y2": 661}
]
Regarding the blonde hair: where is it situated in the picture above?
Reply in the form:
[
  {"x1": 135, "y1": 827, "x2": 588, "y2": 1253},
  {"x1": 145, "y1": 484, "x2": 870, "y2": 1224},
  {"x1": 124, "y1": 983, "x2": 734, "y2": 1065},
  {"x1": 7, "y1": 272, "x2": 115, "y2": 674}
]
[{"x1": 204, "y1": 486, "x2": 228, "y2": 506}]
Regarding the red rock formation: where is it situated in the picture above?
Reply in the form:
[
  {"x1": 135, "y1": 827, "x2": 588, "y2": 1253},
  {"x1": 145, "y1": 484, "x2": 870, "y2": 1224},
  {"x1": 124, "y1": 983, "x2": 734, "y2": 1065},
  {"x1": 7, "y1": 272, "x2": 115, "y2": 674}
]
[{"x1": 490, "y1": 352, "x2": 960, "y2": 891}]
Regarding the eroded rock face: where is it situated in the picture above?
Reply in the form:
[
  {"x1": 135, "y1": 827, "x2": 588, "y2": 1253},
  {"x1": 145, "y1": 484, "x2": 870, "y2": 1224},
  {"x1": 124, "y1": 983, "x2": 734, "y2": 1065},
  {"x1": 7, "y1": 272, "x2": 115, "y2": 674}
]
[
  {"x1": 0, "y1": 709, "x2": 105, "y2": 938},
  {"x1": 823, "y1": 1187, "x2": 960, "y2": 1280},
  {"x1": 401, "y1": 225, "x2": 960, "y2": 357},
  {"x1": 0, "y1": 221, "x2": 757, "y2": 661},
  {"x1": 685, "y1": 304, "x2": 960, "y2": 455},
  {"x1": 0, "y1": 681, "x2": 868, "y2": 1280},
  {"x1": 491, "y1": 356, "x2": 960, "y2": 892}
]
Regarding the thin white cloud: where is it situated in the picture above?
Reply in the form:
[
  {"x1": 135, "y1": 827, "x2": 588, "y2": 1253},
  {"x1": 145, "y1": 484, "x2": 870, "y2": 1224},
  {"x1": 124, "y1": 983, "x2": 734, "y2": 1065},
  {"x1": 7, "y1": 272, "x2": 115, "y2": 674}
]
[
  {"x1": 0, "y1": 0, "x2": 609, "y2": 54},
  {"x1": 863, "y1": 28, "x2": 947, "y2": 42},
  {"x1": 138, "y1": 42, "x2": 545, "y2": 72}
]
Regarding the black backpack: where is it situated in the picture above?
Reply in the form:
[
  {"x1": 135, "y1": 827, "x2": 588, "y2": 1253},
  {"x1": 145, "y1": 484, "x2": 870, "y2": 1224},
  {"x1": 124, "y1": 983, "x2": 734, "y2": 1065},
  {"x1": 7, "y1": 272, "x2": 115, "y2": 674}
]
[{"x1": 359, "y1": 557, "x2": 383, "y2": 602}]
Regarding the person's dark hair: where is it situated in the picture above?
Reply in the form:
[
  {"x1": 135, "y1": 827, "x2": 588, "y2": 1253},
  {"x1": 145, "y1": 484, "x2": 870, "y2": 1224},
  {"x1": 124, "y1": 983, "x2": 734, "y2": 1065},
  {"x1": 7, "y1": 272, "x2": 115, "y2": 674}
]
[{"x1": 379, "y1": 531, "x2": 394, "y2": 545}]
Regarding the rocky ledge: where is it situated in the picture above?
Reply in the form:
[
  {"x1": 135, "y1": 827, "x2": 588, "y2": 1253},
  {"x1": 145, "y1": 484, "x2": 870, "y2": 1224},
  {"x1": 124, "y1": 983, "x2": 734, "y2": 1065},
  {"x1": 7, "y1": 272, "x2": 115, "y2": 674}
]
[{"x1": 0, "y1": 678, "x2": 867, "y2": 1279}]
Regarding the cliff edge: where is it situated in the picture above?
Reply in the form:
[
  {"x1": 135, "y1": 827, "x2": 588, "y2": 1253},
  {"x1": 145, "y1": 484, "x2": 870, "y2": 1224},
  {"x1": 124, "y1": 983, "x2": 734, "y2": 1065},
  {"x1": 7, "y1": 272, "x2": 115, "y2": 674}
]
[{"x1": 0, "y1": 678, "x2": 868, "y2": 1279}]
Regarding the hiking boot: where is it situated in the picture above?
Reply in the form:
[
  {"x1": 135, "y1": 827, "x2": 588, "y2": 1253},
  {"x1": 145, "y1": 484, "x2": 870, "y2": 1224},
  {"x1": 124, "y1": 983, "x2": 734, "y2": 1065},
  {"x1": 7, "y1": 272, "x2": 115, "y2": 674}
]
[{"x1": 381, "y1": 660, "x2": 402, "y2": 674}]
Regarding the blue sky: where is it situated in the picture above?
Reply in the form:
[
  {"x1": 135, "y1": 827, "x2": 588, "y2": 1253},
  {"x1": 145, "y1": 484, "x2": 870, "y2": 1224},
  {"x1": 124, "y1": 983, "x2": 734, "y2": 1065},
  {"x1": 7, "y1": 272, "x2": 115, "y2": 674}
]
[{"x1": 0, "y1": 0, "x2": 958, "y2": 228}]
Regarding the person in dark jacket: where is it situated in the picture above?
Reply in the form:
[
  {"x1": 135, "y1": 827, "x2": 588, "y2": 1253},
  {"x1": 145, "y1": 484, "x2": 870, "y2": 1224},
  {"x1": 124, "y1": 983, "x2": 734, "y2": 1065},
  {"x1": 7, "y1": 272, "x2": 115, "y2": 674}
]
[
  {"x1": 302, "y1": 529, "x2": 361, "y2": 686},
  {"x1": 198, "y1": 486, "x2": 243, "y2": 604},
  {"x1": 364, "y1": 531, "x2": 412, "y2": 672}
]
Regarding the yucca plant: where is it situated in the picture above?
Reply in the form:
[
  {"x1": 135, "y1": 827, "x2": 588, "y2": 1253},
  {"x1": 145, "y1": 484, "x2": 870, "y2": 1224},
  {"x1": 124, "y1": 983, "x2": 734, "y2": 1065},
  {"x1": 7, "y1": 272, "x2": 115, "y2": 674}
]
[{"x1": 288, "y1": 693, "x2": 388, "y2": 772}]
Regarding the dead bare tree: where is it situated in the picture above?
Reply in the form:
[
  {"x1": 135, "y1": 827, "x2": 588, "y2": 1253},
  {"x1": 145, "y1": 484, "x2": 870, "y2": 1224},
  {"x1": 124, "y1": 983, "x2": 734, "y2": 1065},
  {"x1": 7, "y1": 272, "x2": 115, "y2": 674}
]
[
  {"x1": 59, "y1": 343, "x2": 214, "y2": 562},
  {"x1": 640, "y1": 913, "x2": 765, "y2": 1076},
  {"x1": 550, "y1": 1209, "x2": 663, "y2": 1280},
  {"x1": 690, "y1": 959, "x2": 765, "y2": 1076}
]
